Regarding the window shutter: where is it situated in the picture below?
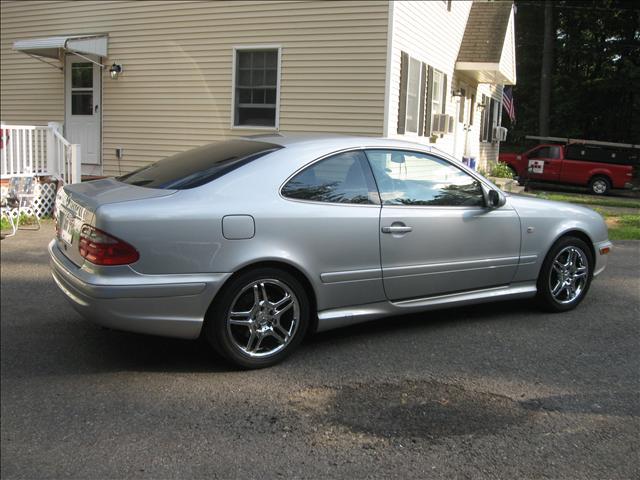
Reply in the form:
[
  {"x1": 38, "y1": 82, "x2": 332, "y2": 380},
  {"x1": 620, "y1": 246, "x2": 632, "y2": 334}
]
[
  {"x1": 441, "y1": 74, "x2": 448, "y2": 114},
  {"x1": 424, "y1": 65, "x2": 434, "y2": 136},
  {"x1": 489, "y1": 99, "x2": 496, "y2": 142},
  {"x1": 418, "y1": 63, "x2": 427, "y2": 136},
  {"x1": 469, "y1": 93, "x2": 475, "y2": 126},
  {"x1": 480, "y1": 94, "x2": 486, "y2": 141},
  {"x1": 397, "y1": 52, "x2": 409, "y2": 134}
]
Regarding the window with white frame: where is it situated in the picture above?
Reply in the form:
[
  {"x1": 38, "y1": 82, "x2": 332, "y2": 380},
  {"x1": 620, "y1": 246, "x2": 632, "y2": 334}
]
[
  {"x1": 234, "y1": 48, "x2": 279, "y2": 127},
  {"x1": 405, "y1": 57, "x2": 422, "y2": 134},
  {"x1": 430, "y1": 69, "x2": 444, "y2": 128},
  {"x1": 397, "y1": 52, "x2": 447, "y2": 137},
  {"x1": 480, "y1": 96, "x2": 500, "y2": 142}
]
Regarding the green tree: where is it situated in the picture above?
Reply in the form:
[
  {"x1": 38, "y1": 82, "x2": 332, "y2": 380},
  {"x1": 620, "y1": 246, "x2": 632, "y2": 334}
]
[{"x1": 505, "y1": 0, "x2": 640, "y2": 147}]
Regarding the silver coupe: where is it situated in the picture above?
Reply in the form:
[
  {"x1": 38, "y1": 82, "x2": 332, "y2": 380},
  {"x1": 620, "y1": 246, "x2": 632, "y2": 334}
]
[{"x1": 50, "y1": 135, "x2": 612, "y2": 368}]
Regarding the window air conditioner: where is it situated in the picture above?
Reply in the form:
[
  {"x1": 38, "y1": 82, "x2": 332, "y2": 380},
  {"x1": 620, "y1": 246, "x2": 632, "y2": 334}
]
[
  {"x1": 493, "y1": 126, "x2": 508, "y2": 142},
  {"x1": 432, "y1": 114, "x2": 451, "y2": 134}
]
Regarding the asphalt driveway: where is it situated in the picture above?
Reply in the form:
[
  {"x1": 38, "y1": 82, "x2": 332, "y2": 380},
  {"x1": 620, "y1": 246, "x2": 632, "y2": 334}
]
[{"x1": 1, "y1": 225, "x2": 639, "y2": 479}]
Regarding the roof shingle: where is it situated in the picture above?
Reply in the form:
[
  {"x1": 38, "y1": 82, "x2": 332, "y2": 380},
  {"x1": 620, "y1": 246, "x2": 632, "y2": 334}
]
[{"x1": 457, "y1": 1, "x2": 513, "y2": 63}]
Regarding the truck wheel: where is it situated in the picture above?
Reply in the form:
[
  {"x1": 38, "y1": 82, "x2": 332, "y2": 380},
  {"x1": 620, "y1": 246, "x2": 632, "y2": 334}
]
[{"x1": 589, "y1": 176, "x2": 610, "y2": 195}]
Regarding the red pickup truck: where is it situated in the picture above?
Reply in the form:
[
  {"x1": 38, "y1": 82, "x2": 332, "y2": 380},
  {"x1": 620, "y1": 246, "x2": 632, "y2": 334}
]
[{"x1": 499, "y1": 143, "x2": 636, "y2": 195}]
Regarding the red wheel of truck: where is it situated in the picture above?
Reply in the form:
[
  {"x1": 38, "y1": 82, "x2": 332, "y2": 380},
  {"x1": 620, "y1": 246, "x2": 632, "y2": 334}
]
[{"x1": 589, "y1": 176, "x2": 611, "y2": 195}]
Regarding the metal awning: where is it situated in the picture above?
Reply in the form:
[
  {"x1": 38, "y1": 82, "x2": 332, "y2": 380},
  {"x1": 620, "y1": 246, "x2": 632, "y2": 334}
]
[{"x1": 13, "y1": 35, "x2": 108, "y2": 69}]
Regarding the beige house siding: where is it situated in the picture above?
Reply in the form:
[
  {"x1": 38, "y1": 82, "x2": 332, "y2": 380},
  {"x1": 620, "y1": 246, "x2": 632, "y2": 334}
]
[{"x1": 0, "y1": 0, "x2": 388, "y2": 176}]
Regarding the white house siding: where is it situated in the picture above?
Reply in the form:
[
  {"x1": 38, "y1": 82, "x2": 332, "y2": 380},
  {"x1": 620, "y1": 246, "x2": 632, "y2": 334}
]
[
  {"x1": 0, "y1": 0, "x2": 388, "y2": 176},
  {"x1": 387, "y1": 0, "x2": 471, "y2": 143},
  {"x1": 387, "y1": 0, "x2": 507, "y2": 169},
  {"x1": 477, "y1": 83, "x2": 504, "y2": 168},
  {"x1": 498, "y1": 7, "x2": 517, "y2": 86}
]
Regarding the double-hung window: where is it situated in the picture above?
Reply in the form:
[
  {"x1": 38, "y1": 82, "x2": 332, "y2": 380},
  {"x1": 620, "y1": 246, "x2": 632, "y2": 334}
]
[
  {"x1": 397, "y1": 51, "x2": 447, "y2": 138},
  {"x1": 405, "y1": 58, "x2": 422, "y2": 134},
  {"x1": 480, "y1": 95, "x2": 499, "y2": 142},
  {"x1": 234, "y1": 48, "x2": 280, "y2": 128},
  {"x1": 430, "y1": 69, "x2": 444, "y2": 130}
]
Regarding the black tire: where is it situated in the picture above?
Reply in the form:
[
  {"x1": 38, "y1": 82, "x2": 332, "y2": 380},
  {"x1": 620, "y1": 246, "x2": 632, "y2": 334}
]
[
  {"x1": 589, "y1": 175, "x2": 611, "y2": 195},
  {"x1": 507, "y1": 165, "x2": 519, "y2": 182},
  {"x1": 536, "y1": 236, "x2": 594, "y2": 312},
  {"x1": 204, "y1": 267, "x2": 310, "y2": 369}
]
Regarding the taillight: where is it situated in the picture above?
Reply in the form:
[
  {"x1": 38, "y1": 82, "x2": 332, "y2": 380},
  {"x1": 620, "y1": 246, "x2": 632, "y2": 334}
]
[{"x1": 78, "y1": 225, "x2": 139, "y2": 266}]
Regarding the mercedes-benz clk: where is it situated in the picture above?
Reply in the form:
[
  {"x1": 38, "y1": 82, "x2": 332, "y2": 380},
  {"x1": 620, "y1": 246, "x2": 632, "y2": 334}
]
[{"x1": 50, "y1": 135, "x2": 612, "y2": 368}]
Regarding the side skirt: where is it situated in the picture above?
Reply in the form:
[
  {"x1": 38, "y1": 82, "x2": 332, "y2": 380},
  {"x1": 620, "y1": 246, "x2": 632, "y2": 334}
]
[{"x1": 315, "y1": 282, "x2": 537, "y2": 332}]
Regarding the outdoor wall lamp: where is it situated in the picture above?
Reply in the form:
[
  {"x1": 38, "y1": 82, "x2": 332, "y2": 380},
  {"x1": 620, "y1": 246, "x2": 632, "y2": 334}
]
[
  {"x1": 476, "y1": 102, "x2": 487, "y2": 110},
  {"x1": 451, "y1": 88, "x2": 465, "y2": 98},
  {"x1": 109, "y1": 63, "x2": 123, "y2": 79}
]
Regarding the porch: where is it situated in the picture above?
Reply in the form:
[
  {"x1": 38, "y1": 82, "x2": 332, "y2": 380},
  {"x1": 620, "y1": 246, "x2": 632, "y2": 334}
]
[{"x1": 1, "y1": 122, "x2": 82, "y2": 217}]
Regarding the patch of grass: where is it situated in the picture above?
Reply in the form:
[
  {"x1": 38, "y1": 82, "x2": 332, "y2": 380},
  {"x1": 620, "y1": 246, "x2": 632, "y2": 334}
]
[
  {"x1": 607, "y1": 214, "x2": 640, "y2": 240},
  {"x1": 535, "y1": 191, "x2": 640, "y2": 209},
  {"x1": 588, "y1": 208, "x2": 640, "y2": 240},
  {"x1": 1, "y1": 214, "x2": 49, "y2": 232}
]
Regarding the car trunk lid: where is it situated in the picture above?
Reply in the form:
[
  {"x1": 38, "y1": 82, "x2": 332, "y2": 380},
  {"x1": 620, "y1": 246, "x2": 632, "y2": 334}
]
[{"x1": 55, "y1": 178, "x2": 175, "y2": 266}]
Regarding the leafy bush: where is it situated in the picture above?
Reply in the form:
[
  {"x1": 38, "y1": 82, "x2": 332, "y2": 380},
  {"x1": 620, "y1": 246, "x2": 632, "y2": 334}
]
[{"x1": 489, "y1": 162, "x2": 514, "y2": 179}]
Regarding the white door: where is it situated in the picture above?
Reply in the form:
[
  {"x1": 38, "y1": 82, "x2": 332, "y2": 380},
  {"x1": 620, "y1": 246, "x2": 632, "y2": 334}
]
[
  {"x1": 453, "y1": 86, "x2": 471, "y2": 161},
  {"x1": 65, "y1": 55, "x2": 101, "y2": 166}
]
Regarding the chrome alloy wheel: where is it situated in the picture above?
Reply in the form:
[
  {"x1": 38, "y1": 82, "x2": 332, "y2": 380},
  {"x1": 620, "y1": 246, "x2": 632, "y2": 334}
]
[
  {"x1": 226, "y1": 278, "x2": 300, "y2": 358},
  {"x1": 549, "y1": 246, "x2": 589, "y2": 304}
]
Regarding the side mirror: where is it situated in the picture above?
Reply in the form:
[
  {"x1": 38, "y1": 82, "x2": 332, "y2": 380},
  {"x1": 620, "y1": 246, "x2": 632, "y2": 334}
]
[{"x1": 487, "y1": 189, "x2": 505, "y2": 209}]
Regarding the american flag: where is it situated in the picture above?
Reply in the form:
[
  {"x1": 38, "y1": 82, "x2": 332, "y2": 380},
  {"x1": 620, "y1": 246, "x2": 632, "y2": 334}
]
[{"x1": 502, "y1": 86, "x2": 516, "y2": 123}]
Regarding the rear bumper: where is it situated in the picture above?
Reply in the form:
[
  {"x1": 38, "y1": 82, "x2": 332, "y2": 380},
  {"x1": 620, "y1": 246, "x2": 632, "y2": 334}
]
[{"x1": 49, "y1": 240, "x2": 231, "y2": 339}]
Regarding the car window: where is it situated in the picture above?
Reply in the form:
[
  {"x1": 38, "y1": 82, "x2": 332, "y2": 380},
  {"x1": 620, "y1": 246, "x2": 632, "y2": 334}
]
[
  {"x1": 117, "y1": 139, "x2": 281, "y2": 190},
  {"x1": 529, "y1": 146, "x2": 560, "y2": 159},
  {"x1": 365, "y1": 149, "x2": 485, "y2": 207},
  {"x1": 281, "y1": 150, "x2": 378, "y2": 205}
]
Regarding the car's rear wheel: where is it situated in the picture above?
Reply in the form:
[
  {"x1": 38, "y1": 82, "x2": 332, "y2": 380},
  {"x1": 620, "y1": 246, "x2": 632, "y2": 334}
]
[
  {"x1": 204, "y1": 267, "x2": 310, "y2": 368},
  {"x1": 537, "y1": 236, "x2": 593, "y2": 312},
  {"x1": 589, "y1": 175, "x2": 611, "y2": 195}
]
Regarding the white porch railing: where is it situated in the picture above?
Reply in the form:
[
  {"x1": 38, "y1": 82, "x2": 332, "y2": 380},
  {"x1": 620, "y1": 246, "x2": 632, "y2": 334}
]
[{"x1": 1, "y1": 122, "x2": 81, "y2": 184}]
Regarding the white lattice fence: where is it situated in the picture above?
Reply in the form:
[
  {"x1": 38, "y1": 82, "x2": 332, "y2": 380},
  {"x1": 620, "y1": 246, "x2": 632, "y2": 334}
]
[{"x1": 1, "y1": 180, "x2": 58, "y2": 218}]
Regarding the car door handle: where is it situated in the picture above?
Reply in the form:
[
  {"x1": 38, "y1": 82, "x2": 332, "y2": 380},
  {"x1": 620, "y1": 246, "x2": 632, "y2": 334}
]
[{"x1": 382, "y1": 225, "x2": 413, "y2": 234}]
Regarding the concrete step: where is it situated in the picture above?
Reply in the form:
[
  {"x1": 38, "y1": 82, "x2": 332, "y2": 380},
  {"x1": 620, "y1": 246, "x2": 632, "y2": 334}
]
[{"x1": 488, "y1": 176, "x2": 525, "y2": 194}]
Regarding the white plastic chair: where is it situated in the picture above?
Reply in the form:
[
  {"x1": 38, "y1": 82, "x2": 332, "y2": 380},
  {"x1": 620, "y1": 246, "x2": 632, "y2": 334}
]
[{"x1": 1, "y1": 177, "x2": 41, "y2": 238}]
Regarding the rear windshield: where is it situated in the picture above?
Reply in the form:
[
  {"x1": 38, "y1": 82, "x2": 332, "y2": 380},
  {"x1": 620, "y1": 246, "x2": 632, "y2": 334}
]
[{"x1": 117, "y1": 139, "x2": 281, "y2": 189}]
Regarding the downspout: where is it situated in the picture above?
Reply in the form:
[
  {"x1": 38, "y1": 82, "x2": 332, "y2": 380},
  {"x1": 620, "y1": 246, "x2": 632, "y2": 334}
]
[{"x1": 382, "y1": 0, "x2": 395, "y2": 137}]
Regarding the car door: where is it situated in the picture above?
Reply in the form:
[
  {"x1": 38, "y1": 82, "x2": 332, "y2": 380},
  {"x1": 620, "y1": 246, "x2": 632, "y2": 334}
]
[
  {"x1": 279, "y1": 149, "x2": 385, "y2": 310},
  {"x1": 365, "y1": 149, "x2": 521, "y2": 301},
  {"x1": 526, "y1": 145, "x2": 562, "y2": 182}
]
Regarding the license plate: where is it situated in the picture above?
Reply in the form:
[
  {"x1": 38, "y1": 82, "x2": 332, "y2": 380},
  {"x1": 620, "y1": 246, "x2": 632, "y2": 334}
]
[{"x1": 60, "y1": 215, "x2": 73, "y2": 245}]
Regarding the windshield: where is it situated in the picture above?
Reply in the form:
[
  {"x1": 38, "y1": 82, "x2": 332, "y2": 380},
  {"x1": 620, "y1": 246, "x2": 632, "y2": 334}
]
[{"x1": 117, "y1": 139, "x2": 282, "y2": 189}]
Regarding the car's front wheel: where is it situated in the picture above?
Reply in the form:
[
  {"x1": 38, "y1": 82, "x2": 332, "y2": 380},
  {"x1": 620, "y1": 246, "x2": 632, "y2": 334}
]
[
  {"x1": 204, "y1": 267, "x2": 310, "y2": 369},
  {"x1": 537, "y1": 236, "x2": 594, "y2": 312}
]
